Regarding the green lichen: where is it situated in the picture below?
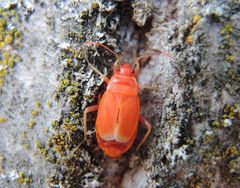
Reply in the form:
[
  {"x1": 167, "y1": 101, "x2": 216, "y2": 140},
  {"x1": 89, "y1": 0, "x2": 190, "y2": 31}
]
[
  {"x1": 35, "y1": 101, "x2": 41, "y2": 108},
  {"x1": 80, "y1": 10, "x2": 89, "y2": 18},
  {"x1": 192, "y1": 15, "x2": 201, "y2": 25},
  {"x1": 218, "y1": 18, "x2": 239, "y2": 90},
  {"x1": 4, "y1": 35, "x2": 13, "y2": 44},
  {"x1": 225, "y1": 55, "x2": 236, "y2": 62},
  {"x1": 17, "y1": 172, "x2": 32, "y2": 184},
  {"x1": 220, "y1": 23, "x2": 234, "y2": 35},
  {"x1": 31, "y1": 109, "x2": 40, "y2": 117},
  {"x1": 62, "y1": 123, "x2": 78, "y2": 132},
  {"x1": 91, "y1": 2, "x2": 99, "y2": 9},
  {"x1": 0, "y1": 7, "x2": 22, "y2": 91},
  {"x1": 28, "y1": 119, "x2": 36, "y2": 129},
  {"x1": 48, "y1": 176, "x2": 59, "y2": 186},
  {"x1": 21, "y1": 131, "x2": 27, "y2": 139},
  {"x1": 14, "y1": 30, "x2": 22, "y2": 39},
  {"x1": 35, "y1": 140, "x2": 50, "y2": 157},
  {"x1": 24, "y1": 143, "x2": 30, "y2": 150},
  {"x1": 186, "y1": 35, "x2": 193, "y2": 44},
  {"x1": 51, "y1": 119, "x2": 60, "y2": 130},
  {"x1": 45, "y1": 153, "x2": 56, "y2": 163},
  {"x1": 47, "y1": 101, "x2": 52, "y2": 108},
  {"x1": 224, "y1": 146, "x2": 238, "y2": 158},
  {"x1": 35, "y1": 140, "x2": 45, "y2": 149},
  {"x1": 45, "y1": 127, "x2": 49, "y2": 133},
  {"x1": 186, "y1": 138, "x2": 195, "y2": 145},
  {"x1": 202, "y1": 134, "x2": 215, "y2": 145},
  {"x1": 0, "y1": 18, "x2": 7, "y2": 28},
  {"x1": 228, "y1": 158, "x2": 240, "y2": 172},
  {"x1": 0, "y1": 117, "x2": 7, "y2": 123},
  {"x1": 212, "y1": 103, "x2": 240, "y2": 128},
  {"x1": 56, "y1": 80, "x2": 69, "y2": 92},
  {"x1": 212, "y1": 121, "x2": 220, "y2": 127}
]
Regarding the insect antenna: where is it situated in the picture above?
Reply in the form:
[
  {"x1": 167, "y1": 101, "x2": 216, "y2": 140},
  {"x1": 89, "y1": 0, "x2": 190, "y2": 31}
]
[
  {"x1": 83, "y1": 41, "x2": 120, "y2": 60},
  {"x1": 83, "y1": 41, "x2": 122, "y2": 82},
  {"x1": 84, "y1": 55, "x2": 110, "y2": 84}
]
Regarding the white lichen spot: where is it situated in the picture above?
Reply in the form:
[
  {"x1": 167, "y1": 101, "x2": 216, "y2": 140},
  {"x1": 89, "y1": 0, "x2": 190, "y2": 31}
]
[
  {"x1": 9, "y1": 170, "x2": 19, "y2": 180},
  {"x1": 0, "y1": 65, "x2": 5, "y2": 71},
  {"x1": 234, "y1": 106, "x2": 240, "y2": 113},
  {"x1": 170, "y1": 145, "x2": 188, "y2": 166},
  {"x1": 223, "y1": 119, "x2": 232, "y2": 127},
  {"x1": 25, "y1": 0, "x2": 34, "y2": 10},
  {"x1": 61, "y1": 59, "x2": 68, "y2": 66},
  {"x1": 164, "y1": 126, "x2": 181, "y2": 149},
  {"x1": 163, "y1": 125, "x2": 189, "y2": 166},
  {"x1": 121, "y1": 166, "x2": 148, "y2": 188},
  {"x1": 171, "y1": 126, "x2": 181, "y2": 144},
  {"x1": 82, "y1": 172, "x2": 102, "y2": 188},
  {"x1": 0, "y1": 0, "x2": 17, "y2": 9},
  {"x1": 95, "y1": 31, "x2": 105, "y2": 38},
  {"x1": 97, "y1": 0, "x2": 116, "y2": 12},
  {"x1": 204, "y1": 4, "x2": 225, "y2": 17},
  {"x1": 88, "y1": 179, "x2": 101, "y2": 188},
  {"x1": 58, "y1": 42, "x2": 70, "y2": 49},
  {"x1": 205, "y1": 130, "x2": 214, "y2": 135},
  {"x1": 0, "y1": 170, "x2": 19, "y2": 181}
]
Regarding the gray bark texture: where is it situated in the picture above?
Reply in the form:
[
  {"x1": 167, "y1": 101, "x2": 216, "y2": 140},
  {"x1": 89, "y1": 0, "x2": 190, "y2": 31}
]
[{"x1": 0, "y1": 0, "x2": 240, "y2": 187}]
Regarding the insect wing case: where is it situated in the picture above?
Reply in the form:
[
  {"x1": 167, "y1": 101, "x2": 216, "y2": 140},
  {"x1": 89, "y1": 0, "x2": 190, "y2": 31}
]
[{"x1": 96, "y1": 74, "x2": 140, "y2": 143}]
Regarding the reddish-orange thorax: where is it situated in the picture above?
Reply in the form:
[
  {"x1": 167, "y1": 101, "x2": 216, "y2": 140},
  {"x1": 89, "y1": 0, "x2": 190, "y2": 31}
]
[
  {"x1": 107, "y1": 64, "x2": 139, "y2": 96},
  {"x1": 116, "y1": 64, "x2": 135, "y2": 76}
]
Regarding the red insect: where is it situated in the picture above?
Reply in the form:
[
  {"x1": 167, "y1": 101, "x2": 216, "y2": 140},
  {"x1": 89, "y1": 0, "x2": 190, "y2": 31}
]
[{"x1": 83, "y1": 42, "x2": 154, "y2": 158}]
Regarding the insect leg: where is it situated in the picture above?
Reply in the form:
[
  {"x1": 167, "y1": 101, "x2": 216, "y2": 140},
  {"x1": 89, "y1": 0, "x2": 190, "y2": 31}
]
[
  {"x1": 139, "y1": 84, "x2": 159, "y2": 91},
  {"x1": 83, "y1": 105, "x2": 99, "y2": 140},
  {"x1": 136, "y1": 115, "x2": 152, "y2": 151},
  {"x1": 97, "y1": 93, "x2": 102, "y2": 103}
]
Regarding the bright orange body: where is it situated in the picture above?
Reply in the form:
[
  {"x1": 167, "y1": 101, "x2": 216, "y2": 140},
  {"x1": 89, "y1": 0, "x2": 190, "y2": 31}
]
[{"x1": 96, "y1": 64, "x2": 140, "y2": 157}]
